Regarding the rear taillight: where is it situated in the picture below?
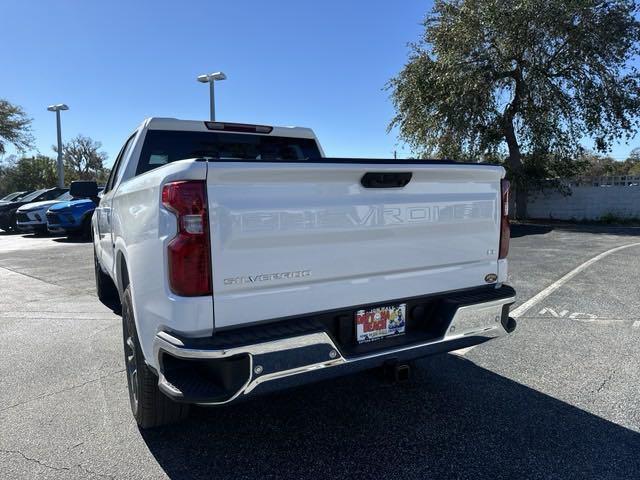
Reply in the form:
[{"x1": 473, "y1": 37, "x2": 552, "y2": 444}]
[
  {"x1": 499, "y1": 179, "x2": 510, "y2": 259},
  {"x1": 162, "y1": 180, "x2": 212, "y2": 296}
]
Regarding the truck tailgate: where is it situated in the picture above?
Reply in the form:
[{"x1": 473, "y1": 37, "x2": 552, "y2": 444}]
[{"x1": 206, "y1": 161, "x2": 504, "y2": 329}]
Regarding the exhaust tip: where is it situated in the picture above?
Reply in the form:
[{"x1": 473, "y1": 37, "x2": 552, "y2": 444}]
[{"x1": 505, "y1": 316, "x2": 517, "y2": 333}]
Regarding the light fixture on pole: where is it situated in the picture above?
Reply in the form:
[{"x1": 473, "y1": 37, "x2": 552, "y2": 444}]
[
  {"x1": 47, "y1": 104, "x2": 69, "y2": 188},
  {"x1": 196, "y1": 72, "x2": 226, "y2": 121}
]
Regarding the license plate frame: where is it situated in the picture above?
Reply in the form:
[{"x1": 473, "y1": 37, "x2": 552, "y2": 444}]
[{"x1": 355, "y1": 303, "x2": 406, "y2": 344}]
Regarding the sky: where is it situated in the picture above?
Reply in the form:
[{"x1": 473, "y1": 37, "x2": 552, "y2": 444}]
[{"x1": 1, "y1": 0, "x2": 637, "y2": 167}]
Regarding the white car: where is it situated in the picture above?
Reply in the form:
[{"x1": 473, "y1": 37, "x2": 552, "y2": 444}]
[
  {"x1": 16, "y1": 190, "x2": 73, "y2": 234},
  {"x1": 78, "y1": 117, "x2": 516, "y2": 428}
]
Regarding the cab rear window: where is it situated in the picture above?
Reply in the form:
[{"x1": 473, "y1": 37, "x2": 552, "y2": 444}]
[{"x1": 136, "y1": 130, "x2": 322, "y2": 176}]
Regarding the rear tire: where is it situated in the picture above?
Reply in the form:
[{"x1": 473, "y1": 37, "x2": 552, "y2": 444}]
[
  {"x1": 122, "y1": 286, "x2": 189, "y2": 428},
  {"x1": 94, "y1": 247, "x2": 119, "y2": 305}
]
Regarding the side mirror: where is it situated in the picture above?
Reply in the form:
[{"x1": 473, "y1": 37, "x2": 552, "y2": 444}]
[{"x1": 70, "y1": 181, "x2": 98, "y2": 199}]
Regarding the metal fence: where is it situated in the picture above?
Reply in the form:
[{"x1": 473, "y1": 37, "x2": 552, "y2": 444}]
[{"x1": 571, "y1": 175, "x2": 640, "y2": 187}]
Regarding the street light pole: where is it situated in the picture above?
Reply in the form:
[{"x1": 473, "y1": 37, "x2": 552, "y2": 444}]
[
  {"x1": 47, "y1": 103, "x2": 69, "y2": 188},
  {"x1": 197, "y1": 72, "x2": 227, "y2": 121},
  {"x1": 209, "y1": 80, "x2": 216, "y2": 121},
  {"x1": 55, "y1": 110, "x2": 63, "y2": 187}
]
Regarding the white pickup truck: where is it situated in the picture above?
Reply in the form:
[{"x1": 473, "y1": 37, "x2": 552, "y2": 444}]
[{"x1": 74, "y1": 117, "x2": 516, "y2": 428}]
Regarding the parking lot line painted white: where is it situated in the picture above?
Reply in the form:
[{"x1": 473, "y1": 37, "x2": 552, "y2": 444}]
[
  {"x1": 510, "y1": 242, "x2": 640, "y2": 319},
  {"x1": 454, "y1": 242, "x2": 640, "y2": 357},
  {"x1": 450, "y1": 346, "x2": 476, "y2": 356}
]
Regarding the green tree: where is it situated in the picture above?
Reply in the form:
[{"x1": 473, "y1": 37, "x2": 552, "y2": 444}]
[
  {"x1": 626, "y1": 147, "x2": 640, "y2": 175},
  {"x1": 579, "y1": 152, "x2": 618, "y2": 177},
  {"x1": 0, "y1": 99, "x2": 34, "y2": 155},
  {"x1": 576, "y1": 148, "x2": 640, "y2": 177},
  {"x1": 0, "y1": 155, "x2": 57, "y2": 194},
  {"x1": 54, "y1": 134, "x2": 110, "y2": 184},
  {"x1": 388, "y1": 0, "x2": 640, "y2": 218}
]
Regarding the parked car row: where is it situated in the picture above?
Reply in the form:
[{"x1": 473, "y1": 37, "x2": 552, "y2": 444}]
[
  {"x1": 0, "y1": 186, "x2": 103, "y2": 238},
  {"x1": 0, "y1": 190, "x2": 31, "y2": 204}
]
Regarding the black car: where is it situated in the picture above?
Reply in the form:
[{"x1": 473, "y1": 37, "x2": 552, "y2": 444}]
[
  {"x1": 0, "y1": 187, "x2": 68, "y2": 232},
  {"x1": 0, "y1": 190, "x2": 32, "y2": 205}
]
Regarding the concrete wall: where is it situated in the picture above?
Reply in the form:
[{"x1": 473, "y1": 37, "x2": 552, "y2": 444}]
[{"x1": 527, "y1": 186, "x2": 640, "y2": 220}]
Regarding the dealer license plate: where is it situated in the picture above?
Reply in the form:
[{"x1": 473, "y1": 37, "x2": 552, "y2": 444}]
[{"x1": 355, "y1": 303, "x2": 406, "y2": 344}]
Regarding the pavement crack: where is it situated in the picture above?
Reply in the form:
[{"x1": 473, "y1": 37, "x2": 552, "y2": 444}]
[
  {"x1": 0, "y1": 369, "x2": 125, "y2": 413},
  {"x1": 88, "y1": 323, "x2": 120, "y2": 338},
  {"x1": 596, "y1": 370, "x2": 616, "y2": 393},
  {"x1": 0, "y1": 264, "x2": 61, "y2": 288},
  {"x1": 0, "y1": 449, "x2": 115, "y2": 479},
  {"x1": 76, "y1": 464, "x2": 116, "y2": 480},
  {"x1": 0, "y1": 448, "x2": 71, "y2": 472}
]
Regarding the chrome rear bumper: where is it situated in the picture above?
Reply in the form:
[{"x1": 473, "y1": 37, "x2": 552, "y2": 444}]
[{"x1": 153, "y1": 291, "x2": 515, "y2": 405}]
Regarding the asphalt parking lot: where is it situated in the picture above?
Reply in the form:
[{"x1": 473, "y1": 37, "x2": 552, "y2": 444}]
[{"x1": 0, "y1": 225, "x2": 639, "y2": 480}]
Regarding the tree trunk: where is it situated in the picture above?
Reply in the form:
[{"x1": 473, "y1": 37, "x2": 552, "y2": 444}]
[{"x1": 503, "y1": 118, "x2": 527, "y2": 219}]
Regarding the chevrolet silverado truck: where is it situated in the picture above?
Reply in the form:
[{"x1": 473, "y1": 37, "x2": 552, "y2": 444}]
[{"x1": 75, "y1": 117, "x2": 516, "y2": 428}]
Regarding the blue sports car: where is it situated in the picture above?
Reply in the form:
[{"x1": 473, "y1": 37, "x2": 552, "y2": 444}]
[{"x1": 46, "y1": 189, "x2": 103, "y2": 238}]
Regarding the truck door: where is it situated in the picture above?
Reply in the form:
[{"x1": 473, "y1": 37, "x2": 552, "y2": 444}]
[{"x1": 95, "y1": 135, "x2": 135, "y2": 272}]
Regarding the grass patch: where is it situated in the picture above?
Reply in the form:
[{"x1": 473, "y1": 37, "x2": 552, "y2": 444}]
[
  {"x1": 517, "y1": 215, "x2": 640, "y2": 227},
  {"x1": 597, "y1": 213, "x2": 640, "y2": 225}
]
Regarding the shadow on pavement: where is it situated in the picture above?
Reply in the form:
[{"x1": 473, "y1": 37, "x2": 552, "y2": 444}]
[
  {"x1": 52, "y1": 236, "x2": 91, "y2": 244},
  {"x1": 21, "y1": 233, "x2": 53, "y2": 239},
  {"x1": 511, "y1": 224, "x2": 553, "y2": 238},
  {"x1": 141, "y1": 354, "x2": 640, "y2": 480},
  {"x1": 102, "y1": 299, "x2": 122, "y2": 315},
  {"x1": 512, "y1": 222, "x2": 640, "y2": 238}
]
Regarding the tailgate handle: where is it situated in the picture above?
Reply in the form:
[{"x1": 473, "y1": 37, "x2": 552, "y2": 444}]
[{"x1": 361, "y1": 172, "x2": 412, "y2": 188}]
